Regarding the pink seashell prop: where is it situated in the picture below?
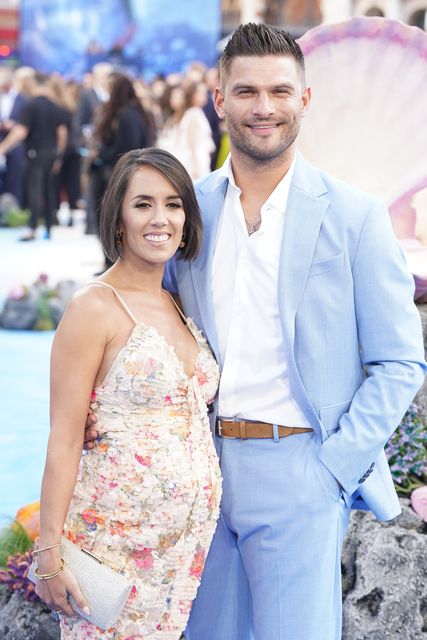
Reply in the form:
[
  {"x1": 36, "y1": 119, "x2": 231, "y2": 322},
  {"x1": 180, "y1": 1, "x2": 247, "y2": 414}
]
[
  {"x1": 410, "y1": 486, "x2": 427, "y2": 522},
  {"x1": 298, "y1": 17, "x2": 427, "y2": 300}
]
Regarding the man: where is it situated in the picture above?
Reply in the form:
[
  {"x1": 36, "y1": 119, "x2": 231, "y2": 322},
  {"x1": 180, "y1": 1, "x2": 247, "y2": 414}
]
[
  {"x1": 76, "y1": 62, "x2": 113, "y2": 234},
  {"x1": 0, "y1": 67, "x2": 30, "y2": 207},
  {"x1": 86, "y1": 24, "x2": 426, "y2": 640},
  {"x1": 0, "y1": 72, "x2": 67, "y2": 240}
]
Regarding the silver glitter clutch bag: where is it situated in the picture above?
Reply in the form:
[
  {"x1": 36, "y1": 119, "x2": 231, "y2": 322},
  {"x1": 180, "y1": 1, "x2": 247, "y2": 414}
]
[{"x1": 28, "y1": 536, "x2": 133, "y2": 630}]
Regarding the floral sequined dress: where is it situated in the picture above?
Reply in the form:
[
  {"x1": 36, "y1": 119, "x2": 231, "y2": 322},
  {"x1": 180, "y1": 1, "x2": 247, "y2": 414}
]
[{"x1": 60, "y1": 283, "x2": 221, "y2": 640}]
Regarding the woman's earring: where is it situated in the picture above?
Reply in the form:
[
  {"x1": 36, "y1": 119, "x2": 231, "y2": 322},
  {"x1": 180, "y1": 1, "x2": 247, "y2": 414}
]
[
  {"x1": 115, "y1": 230, "x2": 123, "y2": 246},
  {"x1": 179, "y1": 235, "x2": 186, "y2": 249}
]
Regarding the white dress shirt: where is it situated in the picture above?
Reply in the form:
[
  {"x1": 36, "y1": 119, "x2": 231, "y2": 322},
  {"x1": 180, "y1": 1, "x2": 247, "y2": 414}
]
[
  {"x1": 212, "y1": 154, "x2": 308, "y2": 427},
  {"x1": 0, "y1": 90, "x2": 16, "y2": 121}
]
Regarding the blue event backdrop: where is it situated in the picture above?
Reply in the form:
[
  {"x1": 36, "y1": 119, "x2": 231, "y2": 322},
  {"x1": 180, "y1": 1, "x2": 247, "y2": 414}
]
[{"x1": 20, "y1": 0, "x2": 221, "y2": 79}]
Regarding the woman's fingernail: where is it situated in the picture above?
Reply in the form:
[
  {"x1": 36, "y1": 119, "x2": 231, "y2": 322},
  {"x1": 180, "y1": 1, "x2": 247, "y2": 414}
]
[{"x1": 83, "y1": 606, "x2": 91, "y2": 615}]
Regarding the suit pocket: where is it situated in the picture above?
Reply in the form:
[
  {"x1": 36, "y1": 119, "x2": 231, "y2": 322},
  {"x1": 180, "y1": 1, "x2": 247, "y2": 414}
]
[
  {"x1": 319, "y1": 399, "x2": 352, "y2": 435},
  {"x1": 308, "y1": 251, "x2": 345, "y2": 277}
]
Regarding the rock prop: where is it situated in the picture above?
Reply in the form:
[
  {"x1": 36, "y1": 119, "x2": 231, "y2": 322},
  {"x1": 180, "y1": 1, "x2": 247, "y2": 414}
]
[
  {"x1": 342, "y1": 500, "x2": 427, "y2": 640},
  {"x1": 0, "y1": 588, "x2": 60, "y2": 640},
  {"x1": 0, "y1": 275, "x2": 79, "y2": 331},
  {"x1": 0, "y1": 193, "x2": 29, "y2": 228}
]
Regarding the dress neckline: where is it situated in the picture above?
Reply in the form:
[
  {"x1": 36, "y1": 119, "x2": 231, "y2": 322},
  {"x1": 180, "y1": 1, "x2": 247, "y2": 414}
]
[
  {"x1": 88, "y1": 281, "x2": 201, "y2": 383},
  {"x1": 94, "y1": 319, "x2": 203, "y2": 390}
]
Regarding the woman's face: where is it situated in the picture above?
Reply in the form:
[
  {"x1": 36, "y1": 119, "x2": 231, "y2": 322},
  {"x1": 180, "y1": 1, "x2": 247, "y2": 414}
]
[
  {"x1": 119, "y1": 166, "x2": 185, "y2": 268},
  {"x1": 192, "y1": 83, "x2": 208, "y2": 108},
  {"x1": 169, "y1": 87, "x2": 186, "y2": 112}
]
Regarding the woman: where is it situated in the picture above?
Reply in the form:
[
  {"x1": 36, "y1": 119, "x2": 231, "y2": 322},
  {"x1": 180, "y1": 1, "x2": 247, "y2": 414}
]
[
  {"x1": 47, "y1": 75, "x2": 82, "y2": 225},
  {"x1": 88, "y1": 74, "x2": 153, "y2": 235},
  {"x1": 157, "y1": 83, "x2": 214, "y2": 181},
  {"x1": 94, "y1": 74, "x2": 153, "y2": 174},
  {"x1": 177, "y1": 82, "x2": 215, "y2": 180},
  {"x1": 34, "y1": 148, "x2": 222, "y2": 639}
]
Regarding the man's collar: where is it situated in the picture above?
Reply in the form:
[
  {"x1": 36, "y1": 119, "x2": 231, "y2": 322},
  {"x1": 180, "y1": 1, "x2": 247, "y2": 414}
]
[{"x1": 211, "y1": 152, "x2": 296, "y2": 211}]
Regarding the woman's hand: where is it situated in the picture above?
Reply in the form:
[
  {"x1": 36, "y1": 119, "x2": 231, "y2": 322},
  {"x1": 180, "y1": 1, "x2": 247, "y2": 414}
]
[{"x1": 35, "y1": 565, "x2": 91, "y2": 618}]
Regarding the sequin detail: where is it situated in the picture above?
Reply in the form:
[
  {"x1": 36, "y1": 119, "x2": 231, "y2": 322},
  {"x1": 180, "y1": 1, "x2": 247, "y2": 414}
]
[{"x1": 60, "y1": 318, "x2": 221, "y2": 640}]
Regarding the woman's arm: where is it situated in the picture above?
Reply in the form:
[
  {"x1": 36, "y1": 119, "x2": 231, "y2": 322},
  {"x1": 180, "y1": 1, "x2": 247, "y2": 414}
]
[{"x1": 35, "y1": 290, "x2": 109, "y2": 615}]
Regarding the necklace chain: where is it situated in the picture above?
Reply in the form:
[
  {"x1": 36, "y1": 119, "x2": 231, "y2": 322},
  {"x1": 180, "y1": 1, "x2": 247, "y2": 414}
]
[{"x1": 244, "y1": 217, "x2": 261, "y2": 236}]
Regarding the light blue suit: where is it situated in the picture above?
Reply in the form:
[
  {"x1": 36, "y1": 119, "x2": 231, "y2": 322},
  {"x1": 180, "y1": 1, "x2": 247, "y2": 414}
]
[{"x1": 165, "y1": 153, "x2": 426, "y2": 639}]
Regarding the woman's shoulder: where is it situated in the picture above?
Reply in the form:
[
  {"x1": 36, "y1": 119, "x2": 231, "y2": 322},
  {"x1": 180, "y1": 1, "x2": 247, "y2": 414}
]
[
  {"x1": 54, "y1": 283, "x2": 116, "y2": 344},
  {"x1": 67, "y1": 283, "x2": 115, "y2": 319}
]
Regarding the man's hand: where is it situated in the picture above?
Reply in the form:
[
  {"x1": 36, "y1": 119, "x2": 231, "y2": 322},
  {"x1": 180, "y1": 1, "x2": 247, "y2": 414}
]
[{"x1": 84, "y1": 409, "x2": 99, "y2": 450}]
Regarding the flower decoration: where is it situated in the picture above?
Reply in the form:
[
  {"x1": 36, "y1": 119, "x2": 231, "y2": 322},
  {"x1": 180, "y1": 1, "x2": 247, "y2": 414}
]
[{"x1": 385, "y1": 404, "x2": 427, "y2": 495}]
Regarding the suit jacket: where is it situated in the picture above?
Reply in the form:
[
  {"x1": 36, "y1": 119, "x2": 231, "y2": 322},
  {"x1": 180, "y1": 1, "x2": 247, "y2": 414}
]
[{"x1": 164, "y1": 153, "x2": 426, "y2": 521}]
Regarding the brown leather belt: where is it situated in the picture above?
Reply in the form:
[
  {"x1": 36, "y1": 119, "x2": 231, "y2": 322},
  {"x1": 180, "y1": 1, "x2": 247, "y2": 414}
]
[{"x1": 217, "y1": 419, "x2": 313, "y2": 439}]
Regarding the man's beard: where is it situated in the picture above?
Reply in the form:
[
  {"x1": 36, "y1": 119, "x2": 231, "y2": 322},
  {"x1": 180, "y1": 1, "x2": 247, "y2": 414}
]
[{"x1": 225, "y1": 115, "x2": 300, "y2": 164}]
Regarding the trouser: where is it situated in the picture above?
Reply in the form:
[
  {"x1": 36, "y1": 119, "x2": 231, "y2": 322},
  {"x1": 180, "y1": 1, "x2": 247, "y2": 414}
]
[
  {"x1": 1, "y1": 146, "x2": 25, "y2": 207},
  {"x1": 186, "y1": 431, "x2": 351, "y2": 640},
  {"x1": 55, "y1": 149, "x2": 81, "y2": 210},
  {"x1": 25, "y1": 150, "x2": 56, "y2": 231}
]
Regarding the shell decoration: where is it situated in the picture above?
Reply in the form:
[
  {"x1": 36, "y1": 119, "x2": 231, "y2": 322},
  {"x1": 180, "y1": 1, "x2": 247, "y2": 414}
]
[{"x1": 298, "y1": 17, "x2": 427, "y2": 300}]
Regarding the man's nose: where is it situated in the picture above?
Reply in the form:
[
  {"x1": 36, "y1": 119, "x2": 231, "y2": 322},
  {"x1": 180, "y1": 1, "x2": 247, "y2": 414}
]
[{"x1": 252, "y1": 93, "x2": 275, "y2": 117}]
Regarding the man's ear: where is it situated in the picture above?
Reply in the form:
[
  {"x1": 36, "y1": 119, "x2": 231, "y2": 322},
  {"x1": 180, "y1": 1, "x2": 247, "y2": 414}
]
[
  {"x1": 213, "y1": 87, "x2": 225, "y2": 119},
  {"x1": 301, "y1": 86, "x2": 311, "y2": 118}
]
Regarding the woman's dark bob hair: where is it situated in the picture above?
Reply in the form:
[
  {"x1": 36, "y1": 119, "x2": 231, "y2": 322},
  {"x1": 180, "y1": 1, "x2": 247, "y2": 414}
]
[{"x1": 100, "y1": 148, "x2": 202, "y2": 262}]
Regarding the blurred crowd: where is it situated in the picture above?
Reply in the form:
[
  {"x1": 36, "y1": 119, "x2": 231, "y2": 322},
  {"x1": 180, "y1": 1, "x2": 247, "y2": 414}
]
[{"x1": 0, "y1": 62, "x2": 225, "y2": 249}]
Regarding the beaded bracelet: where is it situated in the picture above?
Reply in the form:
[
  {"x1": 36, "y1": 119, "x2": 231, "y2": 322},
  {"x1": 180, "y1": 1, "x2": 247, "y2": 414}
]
[{"x1": 33, "y1": 558, "x2": 65, "y2": 580}]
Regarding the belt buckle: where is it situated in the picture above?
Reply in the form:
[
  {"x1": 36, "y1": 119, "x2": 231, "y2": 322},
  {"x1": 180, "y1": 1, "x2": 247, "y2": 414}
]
[{"x1": 217, "y1": 418, "x2": 238, "y2": 438}]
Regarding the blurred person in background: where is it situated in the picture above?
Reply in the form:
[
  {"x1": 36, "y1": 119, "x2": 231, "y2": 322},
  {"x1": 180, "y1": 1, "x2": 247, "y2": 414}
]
[
  {"x1": 0, "y1": 67, "x2": 34, "y2": 207},
  {"x1": 76, "y1": 62, "x2": 113, "y2": 232},
  {"x1": 76, "y1": 62, "x2": 113, "y2": 142},
  {"x1": 149, "y1": 74, "x2": 168, "y2": 131},
  {"x1": 157, "y1": 84, "x2": 187, "y2": 159},
  {"x1": 185, "y1": 60, "x2": 207, "y2": 84},
  {"x1": 0, "y1": 71, "x2": 67, "y2": 241},
  {"x1": 180, "y1": 82, "x2": 215, "y2": 180},
  {"x1": 48, "y1": 75, "x2": 82, "y2": 226},
  {"x1": 158, "y1": 82, "x2": 214, "y2": 181},
  {"x1": 132, "y1": 77, "x2": 157, "y2": 146},
  {"x1": 203, "y1": 67, "x2": 222, "y2": 170},
  {"x1": 89, "y1": 73, "x2": 153, "y2": 270}
]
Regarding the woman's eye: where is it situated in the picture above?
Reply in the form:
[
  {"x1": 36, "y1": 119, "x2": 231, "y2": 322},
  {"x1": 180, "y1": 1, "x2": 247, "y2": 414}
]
[
  {"x1": 135, "y1": 202, "x2": 150, "y2": 208},
  {"x1": 167, "y1": 202, "x2": 183, "y2": 209}
]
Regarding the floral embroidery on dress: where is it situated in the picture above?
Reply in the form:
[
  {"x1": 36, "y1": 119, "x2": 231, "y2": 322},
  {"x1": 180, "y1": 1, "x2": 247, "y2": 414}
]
[{"x1": 60, "y1": 312, "x2": 221, "y2": 640}]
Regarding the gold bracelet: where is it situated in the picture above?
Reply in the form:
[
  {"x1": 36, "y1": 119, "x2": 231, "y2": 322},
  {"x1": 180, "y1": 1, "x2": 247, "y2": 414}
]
[
  {"x1": 34, "y1": 558, "x2": 65, "y2": 580},
  {"x1": 32, "y1": 543, "x2": 62, "y2": 558}
]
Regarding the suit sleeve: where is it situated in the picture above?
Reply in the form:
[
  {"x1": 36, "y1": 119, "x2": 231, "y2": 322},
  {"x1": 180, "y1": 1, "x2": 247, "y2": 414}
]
[
  {"x1": 163, "y1": 257, "x2": 179, "y2": 295},
  {"x1": 318, "y1": 200, "x2": 426, "y2": 496}
]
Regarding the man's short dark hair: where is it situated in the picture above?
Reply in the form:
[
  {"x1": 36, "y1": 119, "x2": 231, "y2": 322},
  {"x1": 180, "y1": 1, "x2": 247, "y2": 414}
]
[
  {"x1": 100, "y1": 148, "x2": 202, "y2": 263},
  {"x1": 220, "y1": 22, "x2": 305, "y2": 86}
]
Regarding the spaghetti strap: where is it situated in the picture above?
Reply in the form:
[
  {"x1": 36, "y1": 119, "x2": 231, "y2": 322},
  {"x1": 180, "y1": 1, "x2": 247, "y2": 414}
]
[
  {"x1": 87, "y1": 281, "x2": 138, "y2": 325},
  {"x1": 167, "y1": 292, "x2": 188, "y2": 324}
]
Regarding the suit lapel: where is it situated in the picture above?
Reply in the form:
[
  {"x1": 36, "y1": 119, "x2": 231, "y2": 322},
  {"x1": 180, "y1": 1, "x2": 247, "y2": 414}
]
[
  {"x1": 278, "y1": 154, "x2": 330, "y2": 344},
  {"x1": 190, "y1": 179, "x2": 228, "y2": 363},
  {"x1": 190, "y1": 156, "x2": 329, "y2": 368}
]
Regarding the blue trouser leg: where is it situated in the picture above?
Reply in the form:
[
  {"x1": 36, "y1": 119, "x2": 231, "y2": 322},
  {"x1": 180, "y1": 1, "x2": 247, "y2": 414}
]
[
  {"x1": 186, "y1": 432, "x2": 351, "y2": 640},
  {"x1": 186, "y1": 513, "x2": 252, "y2": 639}
]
